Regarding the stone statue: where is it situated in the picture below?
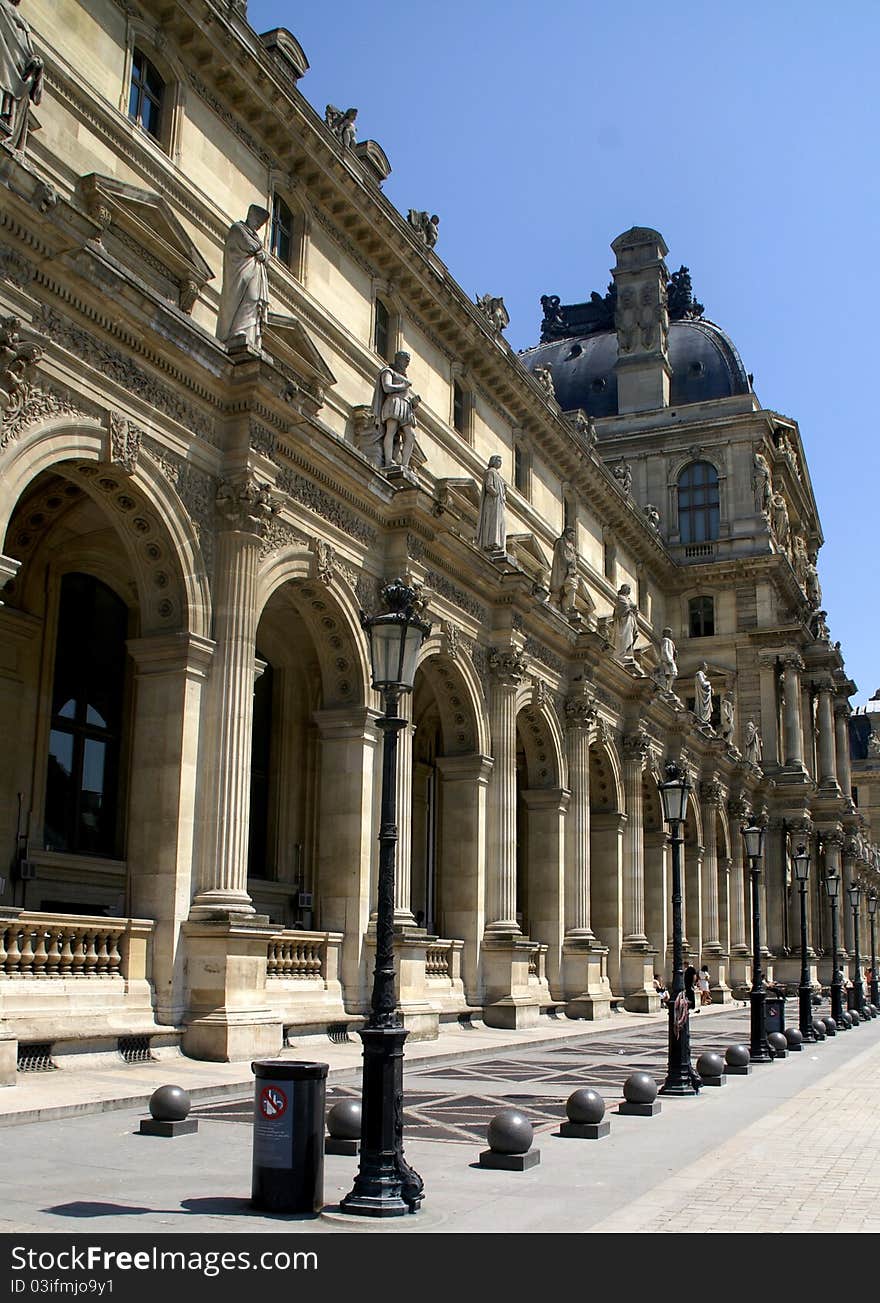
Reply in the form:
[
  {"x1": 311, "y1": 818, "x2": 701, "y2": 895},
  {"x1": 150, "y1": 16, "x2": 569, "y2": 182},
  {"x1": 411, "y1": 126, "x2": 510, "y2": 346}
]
[
  {"x1": 810, "y1": 609, "x2": 831, "y2": 641},
  {"x1": 324, "y1": 104, "x2": 357, "y2": 147},
  {"x1": 407, "y1": 210, "x2": 439, "y2": 248},
  {"x1": 694, "y1": 662, "x2": 713, "y2": 727},
  {"x1": 476, "y1": 455, "x2": 506, "y2": 554},
  {"x1": 643, "y1": 503, "x2": 661, "y2": 532},
  {"x1": 613, "y1": 459, "x2": 633, "y2": 496},
  {"x1": 868, "y1": 732, "x2": 880, "y2": 759},
  {"x1": 371, "y1": 350, "x2": 420, "y2": 469},
  {"x1": 540, "y1": 294, "x2": 564, "y2": 337},
  {"x1": 475, "y1": 294, "x2": 510, "y2": 334},
  {"x1": 720, "y1": 691, "x2": 736, "y2": 744},
  {"x1": 0, "y1": 313, "x2": 41, "y2": 415},
  {"x1": 612, "y1": 583, "x2": 638, "y2": 664},
  {"x1": 549, "y1": 527, "x2": 578, "y2": 615},
  {"x1": 216, "y1": 205, "x2": 270, "y2": 351},
  {"x1": 533, "y1": 364, "x2": 555, "y2": 401},
  {"x1": 805, "y1": 558, "x2": 822, "y2": 610},
  {"x1": 659, "y1": 627, "x2": 678, "y2": 693},
  {"x1": 792, "y1": 535, "x2": 808, "y2": 585},
  {"x1": 770, "y1": 491, "x2": 790, "y2": 551},
  {"x1": 753, "y1": 450, "x2": 772, "y2": 516},
  {"x1": 568, "y1": 410, "x2": 597, "y2": 449},
  {"x1": 0, "y1": 0, "x2": 43, "y2": 153},
  {"x1": 744, "y1": 719, "x2": 763, "y2": 767}
]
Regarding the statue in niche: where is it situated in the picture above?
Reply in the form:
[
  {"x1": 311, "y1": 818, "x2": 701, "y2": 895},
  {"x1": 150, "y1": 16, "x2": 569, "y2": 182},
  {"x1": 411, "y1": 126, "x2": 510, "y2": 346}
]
[
  {"x1": 744, "y1": 719, "x2": 763, "y2": 767},
  {"x1": 533, "y1": 364, "x2": 556, "y2": 401},
  {"x1": 753, "y1": 450, "x2": 772, "y2": 517},
  {"x1": 216, "y1": 205, "x2": 271, "y2": 351},
  {"x1": 612, "y1": 458, "x2": 633, "y2": 496},
  {"x1": 612, "y1": 583, "x2": 638, "y2": 664},
  {"x1": 324, "y1": 104, "x2": 358, "y2": 147},
  {"x1": 0, "y1": 0, "x2": 43, "y2": 153},
  {"x1": 549, "y1": 527, "x2": 579, "y2": 615},
  {"x1": 805, "y1": 556, "x2": 822, "y2": 610},
  {"x1": 770, "y1": 491, "x2": 790, "y2": 552},
  {"x1": 371, "y1": 350, "x2": 420, "y2": 469},
  {"x1": 694, "y1": 662, "x2": 713, "y2": 727},
  {"x1": 720, "y1": 691, "x2": 736, "y2": 744},
  {"x1": 475, "y1": 455, "x2": 506, "y2": 554},
  {"x1": 407, "y1": 210, "x2": 439, "y2": 248},
  {"x1": 659, "y1": 627, "x2": 678, "y2": 694}
]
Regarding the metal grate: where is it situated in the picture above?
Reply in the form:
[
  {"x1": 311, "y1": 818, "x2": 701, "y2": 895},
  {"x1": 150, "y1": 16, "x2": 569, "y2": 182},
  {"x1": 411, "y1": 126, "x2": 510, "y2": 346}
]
[
  {"x1": 17, "y1": 1042, "x2": 57, "y2": 1073},
  {"x1": 118, "y1": 1035, "x2": 155, "y2": 1064},
  {"x1": 327, "y1": 1023, "x2": 353, "y2": 1044}
]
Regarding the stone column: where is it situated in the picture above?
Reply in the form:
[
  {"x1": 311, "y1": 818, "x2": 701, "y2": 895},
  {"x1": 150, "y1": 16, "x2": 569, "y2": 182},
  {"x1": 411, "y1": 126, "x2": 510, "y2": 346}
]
[
  {"x1": 758, "y1": 653, "x2": 781, "y2": 766},
  {"x1": 835, "y1": 702, "x2": 853, "y2": 802},
  {"x1": 843, "y1": 837, "x2": 858, "y2": 959},
  {"x1": 819, "y1": 829, "x2": 845, "y2": 985},
  {"x1": 436, "y1": 753, "x2": 493, "y2": 1002},
  {"x1": 781, "y1": 653, "x2": 805, "y2": 770},
  {"x1": 816, "y1": 676, "x2": 840, "y2": 792},
  {"x1": 393, "y1": 700, "x2": 417, "y2": 926},
  {"x1": 191, "y1": 477, "x2": 273, "y2": 917},
  {"x1": 620, "y1": 730, "x2": 658, "y2": 1010},
  {"x1": 485, "y1": 647, "x2": 526, "y2": 935},
  {"x1": 727, "y1": 797, "x2": 751, "y2": 988},
  {"x1": 563, "y1": 688, "x2": 596, "y2": 941},
  {"x1": 699, "y1": 780, "x2": 731, "y2": 1000}
]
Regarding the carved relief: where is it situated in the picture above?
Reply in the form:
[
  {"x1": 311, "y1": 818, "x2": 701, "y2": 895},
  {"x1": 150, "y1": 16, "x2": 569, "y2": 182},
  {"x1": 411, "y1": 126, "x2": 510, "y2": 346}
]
[
  {"x1": 216, "y1": 477, "x2": 275, "y2": 537},
  {"x1": 488, "y1": 646, "x2": 527, "y2": 687},
  {"x1": 275, "y1": 468, "x2": 377, "y2": 546},
  {"x1": 109, "y1": 413, "x2": 142, "y2": 475}
]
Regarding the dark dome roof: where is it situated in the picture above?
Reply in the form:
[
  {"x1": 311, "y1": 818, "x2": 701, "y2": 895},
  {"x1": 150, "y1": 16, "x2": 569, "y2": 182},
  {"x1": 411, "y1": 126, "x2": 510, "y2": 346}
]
[{"x1": 519, "y1": 318, "x2": 750, "y2": 419}]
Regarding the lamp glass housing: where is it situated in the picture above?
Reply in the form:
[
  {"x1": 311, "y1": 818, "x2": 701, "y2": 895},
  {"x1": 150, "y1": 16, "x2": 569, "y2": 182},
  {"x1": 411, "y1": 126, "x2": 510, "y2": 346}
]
[
  {"x1": 791, "y1": 844, "x2": 810, "y2": 883},
  {"x1": 868, "y1": 890, "x2": 878, "y2": 918},
  {"x1": 742, "y1": 824, "x2": 765, "y2": 861},
  {"x1": 847, "y1": 881, "x2": 862, "y2": 910},
  {"x1": 659, "y1": 767, "x2": 691, "y2": 825},
  {"x1": 825, "y1": 870, "x2": 840, "y2": 900}
]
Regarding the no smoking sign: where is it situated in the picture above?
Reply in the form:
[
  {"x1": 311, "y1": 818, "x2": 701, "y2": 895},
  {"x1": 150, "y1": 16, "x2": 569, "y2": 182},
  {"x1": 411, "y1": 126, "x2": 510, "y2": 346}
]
[{"x1": 259, "y1": 1084, "x2": 288, "y2": 1120}]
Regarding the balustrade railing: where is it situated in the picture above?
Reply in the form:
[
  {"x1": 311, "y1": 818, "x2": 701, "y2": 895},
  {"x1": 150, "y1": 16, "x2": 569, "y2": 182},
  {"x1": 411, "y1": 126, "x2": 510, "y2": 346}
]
[
  {"x1": 0, "y1": 914, "x2": 150, "y2": 980},
  {"x1": 266, "y1": 932, "x2": 327, "y2": 980},
  {"x1": 426, "y1": 943, "x2": 453, "y2": 979}
]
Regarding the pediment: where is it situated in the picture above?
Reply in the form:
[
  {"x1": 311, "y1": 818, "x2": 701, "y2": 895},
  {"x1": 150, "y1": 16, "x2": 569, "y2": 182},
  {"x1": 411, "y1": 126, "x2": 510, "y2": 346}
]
[
  {"x1": 264, "y1": 313, "x2": 337, "y2": 404},
  {"x1": 506, "y1": 533, "x2": 550, "y2": 577}
]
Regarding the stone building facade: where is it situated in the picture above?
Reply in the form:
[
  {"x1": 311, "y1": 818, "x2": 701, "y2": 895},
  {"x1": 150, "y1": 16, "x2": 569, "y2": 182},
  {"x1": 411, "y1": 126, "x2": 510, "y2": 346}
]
[{"x1": 0, "y1": 0, "x2": 877, "y2": 1067}]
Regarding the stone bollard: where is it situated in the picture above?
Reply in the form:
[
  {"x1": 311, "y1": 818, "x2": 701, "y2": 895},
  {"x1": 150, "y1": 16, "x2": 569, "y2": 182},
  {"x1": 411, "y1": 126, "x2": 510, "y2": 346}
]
[
  {"x1": 784, "y1": 1027, "x2": 804, "y2": 1052},
  {"x1": 725, "y1": 1044, "x2": 751, "y2": 1076},
  {"x1": 695, "y1": 1051, "x2": 726, "y2": 1086},
  {"x1": 768, "y1": 1031, "x2": 788, "y2": 1058},
  {"x1": 325, "y1": 1098, "x2": 361, "y2": 1155},
  {"x1": 559, "y1": 1089, "x2": 609, "y2": 1139},
  {"x1": 138, "y1": 1084, "x2": 198, "y2": 1137},
  {"x1": 617, "y1": 1072, "x2": 660, "y2": 1117},
  {"x1": 811, "y1": 1018, "x2": 827, "y2": 1040},
  {"x1": 479, "y1": 1109, "x2": 540, "y2": 1170},
  {"x1": 849, "y1": 1009, "x2": 861, "y2": 1026},
  {"x1": 840, "y1": 1011, "x2": 853, "y2": 1030},
  {"x1": 822, "y1": 1016, "x2": 837, "y2": 1037}
]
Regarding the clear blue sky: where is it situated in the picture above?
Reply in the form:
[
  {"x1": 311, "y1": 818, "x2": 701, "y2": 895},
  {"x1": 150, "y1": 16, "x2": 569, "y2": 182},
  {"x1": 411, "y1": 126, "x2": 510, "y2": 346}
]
[{"x1": 248, "y1": 0, "x2": 880, "y2": 703}]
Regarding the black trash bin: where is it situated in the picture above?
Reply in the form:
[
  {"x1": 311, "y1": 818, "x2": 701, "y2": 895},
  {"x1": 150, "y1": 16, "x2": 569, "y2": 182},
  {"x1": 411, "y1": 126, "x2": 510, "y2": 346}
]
[
  {"x1": 765, "y1": 995, "x2": 785, "y2": 1035},
  {"x1": 251, "y1": 1060, "x2": 328, "y2": 1213}
]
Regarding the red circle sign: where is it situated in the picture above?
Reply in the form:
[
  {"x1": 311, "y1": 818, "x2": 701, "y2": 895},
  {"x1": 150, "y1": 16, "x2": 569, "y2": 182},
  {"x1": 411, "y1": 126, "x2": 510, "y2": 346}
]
[{"x1": 259, "y1": 1084, "x2": 288, "y2": 1119}]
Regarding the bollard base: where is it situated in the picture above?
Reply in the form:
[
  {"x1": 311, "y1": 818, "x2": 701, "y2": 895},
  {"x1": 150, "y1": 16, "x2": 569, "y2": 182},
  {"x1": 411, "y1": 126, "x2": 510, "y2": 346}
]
[
  {"x1": 786, "y1": 1042, "x2": 803, "y2": 1051},
  {"x1": 325, "y1": 1137, "x2": 359, "y2": 1155},
  {"x1": 478, "y1": 1149, "x2": 541, "y2": 1170},
  {"x1": 700, "y1": 1074, "x2": 726, "y2": 1087},
  {"x1": 559, "y1": 1120, "x2": 610, "y2": 1140},
  {"x1": 138, "y1": 1118, "x2": 199, "y2": 1138},
  {"x1": 725, "y1": 1063, "x2": 751, "y2": 1075},
  {"x1": 617, "y1": 1101, "x2": 660, "y2": 1117}
]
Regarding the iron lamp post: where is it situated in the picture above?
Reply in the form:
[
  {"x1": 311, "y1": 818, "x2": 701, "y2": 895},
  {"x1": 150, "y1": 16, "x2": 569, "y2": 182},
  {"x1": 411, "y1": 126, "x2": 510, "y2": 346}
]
[
  {"x1": 847, "y1": 881, "x2": 865, "y2": 1017},
  {"x1": 868, "y1": 889, "x2": 878, "y2": 1008},
  {"x1": 825, "y1": 866, "x2": 845, "y2": 1029},
  {"x1": 743, "y1": 822, "x2": 772, "y2": 1063},
  {"x1": 791, "y1": 842, "x2": 817, "y2": 1043},
  {"x1": 658, "y1": 763, "x2": 700, "y2": 1096},
  {"x1": 340, "y1": 580, "x2": 430, "y2": 1218}
]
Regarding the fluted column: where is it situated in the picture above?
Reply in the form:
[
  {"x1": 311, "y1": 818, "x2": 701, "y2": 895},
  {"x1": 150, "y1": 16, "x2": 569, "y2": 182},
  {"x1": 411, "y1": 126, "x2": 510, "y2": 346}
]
[
  {"x1": 727, "y1": 797, "x2": 750, "y2": 960},
  {"x1": 485, "y1": 648, "x2": 526, "y2": 934},
  {"x1": 821, "y1": 829, "x2": 845, "y2": 985},
  {"x1": 622, "y1": 730, "x2": 650, "y2": 944},
  {"x1": 816, "y1": 676, "x2": 839, "y2": 791},
  {"x1": 394, "y1": 699, "x2": 417, "y2": 924},
  {"x1": 563, "y1": 686, "x2": 596, "y2": 940},
  {"x1": 699, "y1": 780, "x2": 724, "y2": 952},
  {"x1": 191, "y1": 477, "x2": 273, "y2": 916},
  {"x1": 843, "y1": 838, "x2": 858, "y2": 958},
  {"x1": 835, "y1": 701, "x2": 853, "y2": 802},
  {"x1": 782, "y1": 653, "x2": 805, "y2": 769}
]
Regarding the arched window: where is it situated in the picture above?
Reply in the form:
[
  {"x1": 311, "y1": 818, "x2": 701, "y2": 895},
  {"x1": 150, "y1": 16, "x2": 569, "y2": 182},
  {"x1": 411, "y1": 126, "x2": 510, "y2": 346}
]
[
  {"x1": 678, "y1": 461, "x2": 720, "y2": 543},
  {"x1": 44, "y1": 574, "x2": 128, "y2": 856},
  {"x1": 128, "y1": 49, "x2": 165, "y2": 141},
  {"x1": 689, "y1": 595, "x2": 715, "y2": 638}
]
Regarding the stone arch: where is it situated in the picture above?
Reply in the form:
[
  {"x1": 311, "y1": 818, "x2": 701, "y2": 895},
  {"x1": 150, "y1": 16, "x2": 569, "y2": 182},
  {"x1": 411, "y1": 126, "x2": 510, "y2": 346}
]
[
  {"x1": 514, "y1": 685, "x2": 566, "y2": 791},
  {"x1": 588, "y1": 729, "x2": 626, "y2": 992},
  {"x1": 589, "y1": 727, "x2": 624, "y2": 813},
  {"x1": 642, "y1": 765, "x2": 668, "y2": 971},
  {"x1": 416, "y1": 633, "x2": 490, "y2": 758}
]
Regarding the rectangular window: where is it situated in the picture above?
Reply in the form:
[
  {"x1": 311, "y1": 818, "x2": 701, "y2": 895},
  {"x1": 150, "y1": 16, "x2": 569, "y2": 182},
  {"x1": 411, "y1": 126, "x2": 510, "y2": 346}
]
[
  {"x1": 271, "y1": 195, "x2": 292, "y2": 266},
  {"x1": 453, "y1": 380, "x2": 465, "y2": 434},
  {"x1": 514, "y1": 443, "x2": 528, "y2": 494},
  {"x1": 688, "y1": 595, "x2": 715, "y2": 638},
  {"x1": 374, "y1": 299, "x2": 391, "y2": 361}
]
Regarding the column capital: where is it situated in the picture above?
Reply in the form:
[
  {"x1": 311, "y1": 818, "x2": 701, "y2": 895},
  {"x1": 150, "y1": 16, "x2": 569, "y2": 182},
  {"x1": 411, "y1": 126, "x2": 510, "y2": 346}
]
[
  {"x1": 216, "y1": 475, "x2": 276, "y2": 536},
  {"x1": 622, "y1": 726, "x2": 652, "y2": 766},
  {"x1": 727, "y1": 794, "x2": 751, "y2": 823},
  {"x1": 822, "y1": 828, "x2": 846, "y2": 852},
  {"x1": 812, "y1": 672, "x2": 835, "y2": 694},
  {"x1": 780, "y1": 651, "x2": 805, "y2": 673},
  {"x1": 844, "y1": 836, "x2": 861, "y2": 863},
  {"x1": 564, "y1": 685, "x2": 597, "y2": 731},
  {"x1": 834, "y1": 700, "x2": 852, "y2": 720},
  {"x1": 700, "y1": 778, "x2": 727, "y2": 809},
  {"x1": 488, "y1": 646, "x2": 527, "y2": 687}
]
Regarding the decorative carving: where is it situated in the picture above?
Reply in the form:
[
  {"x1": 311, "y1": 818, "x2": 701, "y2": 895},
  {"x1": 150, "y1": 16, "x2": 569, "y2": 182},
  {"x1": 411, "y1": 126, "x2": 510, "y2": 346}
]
[
  {"x1": 643, "y1": 503, "x2": 661, "y2": 533},
  {"x1": 539, "y1": 294, "x2": 565, "y2": 339},
  {"x1": 727, "y1": 794, "x2": 751, "y2": 823},
  {"x1": 564, "y1": 684, "x2": 596, "y2": 731},
  {"x1": 694, "y1": 662, "x2": 713, "y2": 728},
  {"x1": 533, "y1": 364, "x2": 556, "y2": 402},
  {"x1": 612, "y1": 584, "x2": 639, "y2": 666},
  {"x1": 475, "y1": 293, "x2": 509, "y2": 334},
  {"x1": 532, "y1": 677, "x2": 547, "y2": 709},
  {"x1": 476, "y1": 455, "x2": 506, "y2": 555},
  {"x1": 0, "y1": 314, "x2": 42, "y2": 418},
  {"x1": 0, "y1": 0, "x2": 43, "y2": 153},
  {"x1": 423, "y1": 569, "x2": 487, "y2": 624},
  {"x1": 406, "y1": 210, "x2": 439, "y2": 248},
  {"x1": 444, "y1": 620, "x2": 460, "y2": 661},
  {"x1": 313, "y1": 539, "x2": 335, "y2": 585},
  {"x1": 275, "y1": 468, "x2": 377, "y2": 546},
  {"x1": 753, "y1": 450, "x2": 773, "y2": 517},
  {"x1": 248, "y1": 420, "x2": 277, "y2": 458},
  {"x1": 720, "y1": 691, "x2": 736, "y2": 745},
  {"x1": 405, "y1": 533, "x2": 426, "y2": 563},
  {"x1": 141, "y1": 435, "x2": 215, "y2": 573},
  {"x1": 109, "y1": 412, "x2": 141, "y2": 475},
  {"x1": 822, "y1": 829, "x2": 845, "y2": 853},
  {"x1": 0, "y1": 243, "x2": 35, "y2": 287},
  {"x1": 215, "y1": 477, "x2": 275, "y2": 537},
  {"x1": 770, "y1": 490, "x2": 790, "y2": 553},
  {"x1": 524, "y1": 637, "x2": 565, "y2": 677},
  {"x1": 324, "y1": 104, "x2": 357, "y2": 147},
  {"x1": 666, "y1": 266, "x2": 704, "y2": 320},
  {"x1": 623, "y1": 727, "x2": 652, "y2": 764},
  {"x1": 612, "y1": 458, "x2": 632, "y2": 496},
  {"x1": 566, "y1": 409, "x2": 597, "y2": 450},
  {"x1": 658, "y1": 627, "x2": 678, "y2": 695},
  {"x1": 258, "y1": 516, "x2": 308, "y2": 561},
  {"x1": 701, "y1": 779, "x2": 725, "y2": 808},
  {"x1": 549, "y1": 527, "x2": 578, "y2": 616},
  {"x1": 216, "y1": 206, "x2": 270, "y2": 351},
  {"x1": 488, "y1": 646, "x2": 526, "y2": 687},
  {"x1": 0, "y1": 382, "x2": 87, "y2": 450}
]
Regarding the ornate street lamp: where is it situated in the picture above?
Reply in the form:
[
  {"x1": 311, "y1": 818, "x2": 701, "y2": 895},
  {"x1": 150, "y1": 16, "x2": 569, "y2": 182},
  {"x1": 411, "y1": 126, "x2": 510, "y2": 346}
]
[
  {"x1": 867, "y1": 889, "x2": 879, "y2": 1007},
  {"x1": 825, "y1": 865, "x2": 845, "y2": 1029},
  {"x1": 743, "y1": 822, "x2": 772, "y2": 1063},
  {"x1": 658, "y1": 763, "x2": 700, "y2": 1096},
  {"x1": 847, "y1": 880, "x2": 865, "y2": 1017},
  {"x1": 340, "y1": 580, "x2": 431, "y2": 1218},
  {"x1": 790, "y1": 842, "x2": 817, "y2": 1043}
]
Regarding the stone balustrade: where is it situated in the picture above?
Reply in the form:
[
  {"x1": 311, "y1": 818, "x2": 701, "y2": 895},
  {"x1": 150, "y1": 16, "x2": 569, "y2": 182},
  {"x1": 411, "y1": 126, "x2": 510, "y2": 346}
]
[
  {"x1": 263, "y1": 930, "x2": 346, "y2": 1026},
  {"x1": 0, "y1": 913, "x2": 152, "y2": 981},
  {"x1": 267, "y1": 932, "x2": 328, "y2": 980},
  {"x1": 425, "y1": 941, "x2": 454, "y2": 979},
  {"x1": 528, "y1": 943, "x2": 548, "y2": 983}
]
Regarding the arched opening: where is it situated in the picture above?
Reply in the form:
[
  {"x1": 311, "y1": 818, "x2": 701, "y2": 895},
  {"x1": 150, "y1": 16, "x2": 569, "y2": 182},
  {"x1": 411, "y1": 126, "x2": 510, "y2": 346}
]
[
  {"x1": 514, "y1": 699, "x2": 566, "y2": 994},
  {"x1": 589, "y1": 737, "x2": 625, "y2": 993}
]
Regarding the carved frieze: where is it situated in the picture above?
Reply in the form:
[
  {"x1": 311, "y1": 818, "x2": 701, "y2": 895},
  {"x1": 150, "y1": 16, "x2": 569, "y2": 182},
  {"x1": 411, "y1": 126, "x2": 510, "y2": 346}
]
[
  {"x1": 423, "y1": 569, "x2": 487, "y2": 624},
  {"x1": 275, "y1": 468, "x2": 377, "y2": 546}
]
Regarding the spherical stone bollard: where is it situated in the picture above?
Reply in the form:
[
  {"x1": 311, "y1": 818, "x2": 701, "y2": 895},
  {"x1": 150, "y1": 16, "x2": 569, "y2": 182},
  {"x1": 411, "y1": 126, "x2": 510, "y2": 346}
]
[
  {"x1": 822, "y1": 1016, "x2": 838, "y2": 1036},
  {"x1": 725, "y1": 1044, "x2": 751, "y2": 1075},
  {"x1": 480, "y1": 1108, "x2": 539, "y2": 1170},
  {"x1": 767, "y1": 1031, "x2": 788, "y2": 1057},
  {"x1": 618, "y1": 1071, "x2": 660, "y2": 1116},
  {"x1": 849, "y1": 1009, "x2": 861, "y2": 1025},
  {"x1": 325, "y1": 1098, "x2": 361, "y2": 1155},
  {"x1": 695, "y1": 1051, "x2": 725, "y2": 1086},
  {"x1": 840, "y1": 1011, "x2": 853, "y2": 1029},
  {"x1": 812, "y1": 1018, "x2": 827, "y2": 1040},
  {"x1": 139, "y1": 1084, "x2": 197, "y2": 1138},
  {"x1": 560, "y1": 1088, "x2": 610, "y2": 1140},
  {"x1": 784, "y1": 1027, "x2": 804, "y2": 1051}
]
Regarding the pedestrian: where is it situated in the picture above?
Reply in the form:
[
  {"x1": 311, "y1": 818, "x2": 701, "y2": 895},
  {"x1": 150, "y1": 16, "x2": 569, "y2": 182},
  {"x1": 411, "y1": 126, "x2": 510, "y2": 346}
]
[
  {"x1": 653, "y1": 973, "x2": 669, "y2": 1008},
  {"x1": 698, "y1": 964, "x2": 712, "y2": 1006},
  {"x1": 684, "y1": 963, "x2": 698, "y2": 1010}
]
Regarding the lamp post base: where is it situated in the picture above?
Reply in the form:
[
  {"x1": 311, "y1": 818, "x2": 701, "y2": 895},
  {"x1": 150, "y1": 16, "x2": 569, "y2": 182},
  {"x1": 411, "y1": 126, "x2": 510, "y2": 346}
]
[
  {"x1": 658, "y1": 1002, "x2": 700, "y2": 1097},
  {"x1": 340, "y1": 1023, "x2": 423, "y2": 1218},
  {"x1": 749, "y1": 989, "x2": 773, "y2": 1063},
  {"x1": 798, "y1": 987, "x2": 818, "y2": 1042}
]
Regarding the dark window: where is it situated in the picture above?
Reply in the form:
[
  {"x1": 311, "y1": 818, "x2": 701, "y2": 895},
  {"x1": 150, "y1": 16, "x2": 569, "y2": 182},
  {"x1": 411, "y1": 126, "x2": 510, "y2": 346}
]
[
  {"x1": 514, "y1": 443, "x2": 527, "y2": 493},
  {"x1": 248, "y1": 659, "x2": 274, "y2": 880},
  {"x1": 689, "y1": 595, "x2": 715, "y2": 638},
  {"x1": 270, "y1": 194, "x2": 292, "y2": 266},
  {"x1": 604, "y1": 538, "x2": 616, "y2": 581},
  {"x1": 128, "y1": 49, "x2": 165, "y2": 141},
  {"x1": 563, "y1": 495, "x2": 574, "y2": 531},
  {"x1": 374, "y1": 298, "x2": 391, "y2": 361},
  {"x1": 44, "y1": 574, "x2": 128, "y2": 857},
  {"x1": 678, "y1": 460, "x2": 720, "y2": 543},
  {"x1": 453, "y1": 380, "x2": 465, "y2": 434}
]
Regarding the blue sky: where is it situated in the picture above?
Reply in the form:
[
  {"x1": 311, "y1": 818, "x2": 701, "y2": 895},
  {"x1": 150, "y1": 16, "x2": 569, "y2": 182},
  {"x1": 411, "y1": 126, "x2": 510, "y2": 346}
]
[{"x1": 247, "y1": 0, "x2": 880, "y2": 703}]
